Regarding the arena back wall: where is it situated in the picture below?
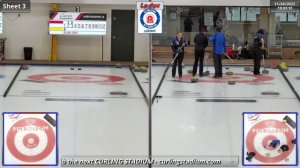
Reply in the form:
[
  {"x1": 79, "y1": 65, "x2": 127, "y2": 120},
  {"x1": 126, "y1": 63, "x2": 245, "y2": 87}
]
[
  {"x1": 2, "y1": 4, "x2": 149, "y2": 62},
  {"x1": 1, "y1": 0, "x2": 272, "y2": 61}
]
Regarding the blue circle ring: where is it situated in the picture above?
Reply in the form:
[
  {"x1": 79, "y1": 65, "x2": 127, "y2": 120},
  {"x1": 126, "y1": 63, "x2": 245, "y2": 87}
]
[{"x1": 140, "y1": 9, "x2": 160, "y2": 29}]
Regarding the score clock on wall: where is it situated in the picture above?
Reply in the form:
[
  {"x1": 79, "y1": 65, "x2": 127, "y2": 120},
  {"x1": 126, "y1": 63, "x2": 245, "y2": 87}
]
[{"x1": 270, "y1": 0, "x2": 300, "y2": 13}]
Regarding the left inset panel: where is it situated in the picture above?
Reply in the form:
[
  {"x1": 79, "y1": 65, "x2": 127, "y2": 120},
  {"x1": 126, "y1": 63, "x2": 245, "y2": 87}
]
[{"x1": 2, "y1": 112, "x2": 58, "y2": 166}]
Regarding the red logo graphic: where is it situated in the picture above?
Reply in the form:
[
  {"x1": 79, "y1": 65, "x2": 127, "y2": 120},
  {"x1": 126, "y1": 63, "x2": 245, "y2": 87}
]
[
  {"x1": 26, "y1": 73, "x2": 125, "y2": 83},
  {"x1": 140, "y1": 2, "x2": 160, "y2": 9},
  {"x1": 178, "y1": 73, "x2": 274, "y2": 84},
  {"x1": 8, "y1": 114, "x2": 21, "y2": 120},
  {"x1": 246, "y1": 119, "x2": 295, "y2": 163},
  {"x1": 146, "y1": 15, "x2": 154, "y2": 23},
  {"x1": 6, "y1": 118, "x2": 55, "y2": 162},
  {"x1": 248, "y1": 114, "x2": 261, "y2": 121}
]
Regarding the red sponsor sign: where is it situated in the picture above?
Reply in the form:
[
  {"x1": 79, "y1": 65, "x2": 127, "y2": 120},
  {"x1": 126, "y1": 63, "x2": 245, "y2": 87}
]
[{"x1": 140, "y1": 2, "x2": 161, "y2": 9}]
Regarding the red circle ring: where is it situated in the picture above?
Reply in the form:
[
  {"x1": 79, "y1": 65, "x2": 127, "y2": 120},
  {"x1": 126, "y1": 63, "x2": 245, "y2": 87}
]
[
  {"x1": 6, "y1": 118, "x2": 55, "y2": 162},
  {"x1": 23, "y1": 133, "x2": 40, "y2": 149},
  {"x1": 178, "y1": 73, "x2": 274, "y2": 83},
  {"x1": 27, "y1": 73, "x2": 125, "y2": 83},
  {"x1": 246, "y1": 119, "x2": 295, "y2": 163},
  {"x1": 262, "y1": 135, "x2": 279, "y2": 151}
]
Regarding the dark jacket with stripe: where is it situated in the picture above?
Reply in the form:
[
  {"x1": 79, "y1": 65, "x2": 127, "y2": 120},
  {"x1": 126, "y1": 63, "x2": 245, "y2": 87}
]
[{"x1": 194, "y1": 32, "x2": 208, "y2": 51}]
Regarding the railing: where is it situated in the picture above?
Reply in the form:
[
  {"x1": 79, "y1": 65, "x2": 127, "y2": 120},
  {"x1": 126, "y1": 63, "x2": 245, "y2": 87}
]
[
  {"x1": 267, "y1": 34, "x2": 283, "y2": 59},
  {"x1": 0, "y1": 38, "x2": 5, "y2": 61}
]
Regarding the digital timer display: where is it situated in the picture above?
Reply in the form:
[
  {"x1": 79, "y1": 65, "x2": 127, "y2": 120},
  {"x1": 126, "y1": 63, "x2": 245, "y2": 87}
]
[{"x1": 270, "y1": 0, "x2": 300, "y2": 13}]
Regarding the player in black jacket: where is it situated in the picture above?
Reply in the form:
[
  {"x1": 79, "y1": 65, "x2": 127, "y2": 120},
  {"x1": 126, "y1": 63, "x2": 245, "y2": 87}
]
[
  {"x1": 171, "y1": 32, "x2": 187, "y2": 78},
  {"x1": 193, "y1": 27, "x2": 208, "y2": 77},
  {"x1": 253, "y1": 29, "x2": 265, "y2": 75}
]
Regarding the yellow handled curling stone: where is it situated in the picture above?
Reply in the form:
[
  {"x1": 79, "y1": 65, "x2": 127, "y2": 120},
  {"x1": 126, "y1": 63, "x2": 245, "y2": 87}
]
[{"x1": 191, "y1": 76, "x2": 199, "y2": 83}]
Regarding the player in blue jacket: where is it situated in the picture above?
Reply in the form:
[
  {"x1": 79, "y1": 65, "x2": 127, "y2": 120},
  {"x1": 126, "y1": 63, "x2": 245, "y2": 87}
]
[
  {"x1": 171, "y1": 32, "x2": 187, "y2": 78},
  {"x1": 210, "y1": 27, "x2": 226, "y2": 78}
]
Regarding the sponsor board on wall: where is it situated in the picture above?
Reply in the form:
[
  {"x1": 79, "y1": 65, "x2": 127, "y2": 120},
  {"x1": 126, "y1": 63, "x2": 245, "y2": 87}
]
[{"x1": 137, "y1": 2, "x2": 163, "y2": 34}]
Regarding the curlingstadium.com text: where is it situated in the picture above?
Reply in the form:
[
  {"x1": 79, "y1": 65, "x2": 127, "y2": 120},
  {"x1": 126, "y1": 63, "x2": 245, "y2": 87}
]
[{"x1": 62, "y1": 158, "x2": 222, "y2": 167}]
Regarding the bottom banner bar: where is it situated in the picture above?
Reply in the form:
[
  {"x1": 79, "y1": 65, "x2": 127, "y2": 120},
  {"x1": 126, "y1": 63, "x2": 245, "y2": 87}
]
[{"x1": 61, "y1": 156, "x2": 239, "y2": 167}]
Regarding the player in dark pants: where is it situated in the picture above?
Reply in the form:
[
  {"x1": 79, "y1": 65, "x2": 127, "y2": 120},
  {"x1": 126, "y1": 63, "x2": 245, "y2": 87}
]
[
  {"x1": 193, "y1": 27, "x2": 208, "y2": 77},
  {"x1": 210, "y1": 27, "x2": 226, "y2": 78},
  {"x1": 253, "y1": 29, "x2": 265, "y2": 75},
  {"x1": 253, "y1": 48, "x2": 262, "y2": 75},
  {"x1": 171, "y1": 32, "x2": 186, "y2": 78}
]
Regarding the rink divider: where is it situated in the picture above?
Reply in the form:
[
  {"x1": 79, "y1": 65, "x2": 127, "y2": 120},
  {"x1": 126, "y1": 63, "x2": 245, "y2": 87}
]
[
  {"x1": 3, "y1": 65, "x2": 22, "y2": 98},
  {"x1": 278, "y1": 67, "x2": 300, "y2": 103},
  {"x1": 128, "y1": 66, "x2": 148, "y2": 106}
]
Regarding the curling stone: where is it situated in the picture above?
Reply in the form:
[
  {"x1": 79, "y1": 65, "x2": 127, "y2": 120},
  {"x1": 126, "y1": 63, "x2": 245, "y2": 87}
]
[
  {"x1": 182, "y1": 63, "x2": 185, "y2": 68},
  {"x1": 78, "y1": 68, "x2": 82, "y2": 70},
  {"x1": 279, "y1": 62, "x2": 288, "y2": 72},
  {"x1": 265, "y1": 153, "x2": 271, "y2": 157},
  {"x1": 262, "y1": 69, "x2": 269, "y2": 74},
  {"x1": 271, "y1": 65, "x2": 278, "y2": 69},
  {"x1": 226, "y1": 71, "x2": 233, "y2": 75},
  {"x1": 115, "y1": 62, "x2": 123, "y2": 68},
  {"x1": 70, "y1": 67, "x2": 74, "y2": 70},
  {"x1": 269, "y1": 140, "x2": 280, "y2": 148},
  {"x1": 187, "y1": 69, "x2": 193, "y2": 74},
  {"x1": 271, "y1": 62, "x2": 278, "y2": 69},
  {"x1": 22, "y1": 65, "x2": 29, "y2": 70},
  {"x1": 191, "y1": 76, "x2": 199, "y2": 83},
  {"x1": 227, "y1": 79, "x2": 236, "y2": 85},
  {"x1": 131, "y1": 64, "x2": 137, "y2": 69},
  {"x1": 203, "y1": 71, "x2": 210, "y2": 76},
  {"x1": 133, "y1": 66, "x2": 142, "y2": 72},
  {"x1": 244, "y1": 66, "x2": 252, "y2": 71},
  {"x1": 246, "y1": 152, "x2": 256, "y2": 162},
  {"x1": 280, "y1": 145, "x2": 289, "y2": 152},
  {"x1": 140, "y1": 66, "x2": 148, "y2": 73}
]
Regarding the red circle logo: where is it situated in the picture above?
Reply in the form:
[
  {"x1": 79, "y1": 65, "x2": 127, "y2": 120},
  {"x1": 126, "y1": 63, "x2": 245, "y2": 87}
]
[
  {"x1": 27, "y1": 73, "x2": 125, "y2": 83},
  {"x1": 177, "y1": 73, "x2": 274, "y2": 83},
  {"x1": 246, "y1": 120, "x2": 295, "y2": 163},
  {"x1": 6, "y1": 118, "x2": 55, "y2": 162}
]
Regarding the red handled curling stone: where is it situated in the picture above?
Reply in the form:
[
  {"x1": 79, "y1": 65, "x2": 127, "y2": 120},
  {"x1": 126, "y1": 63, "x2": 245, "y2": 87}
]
[{"x1": 22, "y1": 65, "x2": 29, "y2": 70}]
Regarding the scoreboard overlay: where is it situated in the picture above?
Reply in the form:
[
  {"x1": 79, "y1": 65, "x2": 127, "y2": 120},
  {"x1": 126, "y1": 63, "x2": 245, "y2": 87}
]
[{"x1": 49, "y1": 12, "x2": 107, "y2": 35}]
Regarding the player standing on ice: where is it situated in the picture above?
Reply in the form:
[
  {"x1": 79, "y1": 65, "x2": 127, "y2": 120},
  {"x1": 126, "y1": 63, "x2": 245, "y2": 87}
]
[
  {"x1": 210, "y1": 27, "x2": 226, "y2": 78},
  {"x1": 193, "y1": 26, "x2": 208, "y2": 77},
  {"x1": 171, "y1": 32, "x2": 187, "y2": 78},
  {"x1": 252, "y1": 29, "x2": 265, "y2": 75}
]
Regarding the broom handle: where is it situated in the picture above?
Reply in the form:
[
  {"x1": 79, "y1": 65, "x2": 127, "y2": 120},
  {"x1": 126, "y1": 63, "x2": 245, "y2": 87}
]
[
  {"x1": 262, "y1": 49, "x2": 265, "y2": 66},
  {"x1": 171, "y1": 44, "x2": 185, "y2": 64},
  {"x1": 224, "y1": 53, "x2": 235, "y2": 64},
  {"x1": 205, "y1": 52, "x2": 209, "y2": 71}
]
